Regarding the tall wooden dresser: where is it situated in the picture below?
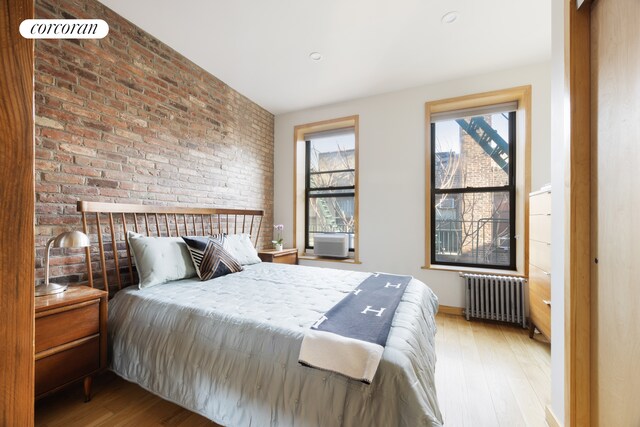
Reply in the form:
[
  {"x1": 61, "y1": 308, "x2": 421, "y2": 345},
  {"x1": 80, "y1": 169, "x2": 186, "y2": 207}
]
[{"x1": 529, "y1": 187, "x2": 552, "y2": 339}]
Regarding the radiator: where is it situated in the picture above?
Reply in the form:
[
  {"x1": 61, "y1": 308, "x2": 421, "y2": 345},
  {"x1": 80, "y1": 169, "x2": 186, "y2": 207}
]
[{"x1": 462, "y1": 274, "x2": 527, "y2": 328}]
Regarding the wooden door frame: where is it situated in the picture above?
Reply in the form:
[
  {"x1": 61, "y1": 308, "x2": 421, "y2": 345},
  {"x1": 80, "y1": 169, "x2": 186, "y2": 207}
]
[
  {"x1": 566, "y1": 0, "x2": 591, "y2": 425},
  {"x1": 0, "y1": 0, "x2": 35, "y2": 424}
]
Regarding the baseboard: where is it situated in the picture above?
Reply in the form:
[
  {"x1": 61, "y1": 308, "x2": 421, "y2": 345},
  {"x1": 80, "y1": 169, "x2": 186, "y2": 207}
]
[
  {"x1": 545, "y1": 405, "x2": 562, "y2": 427},
  {"x1": 438, "y1": 305, "x2": 464, "y2": 316}
]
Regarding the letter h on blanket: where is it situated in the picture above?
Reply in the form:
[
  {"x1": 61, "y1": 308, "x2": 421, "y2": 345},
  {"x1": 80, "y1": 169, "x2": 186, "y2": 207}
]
[{"x1": 361, "y1": 306, "x2": 386, "y2": 317}]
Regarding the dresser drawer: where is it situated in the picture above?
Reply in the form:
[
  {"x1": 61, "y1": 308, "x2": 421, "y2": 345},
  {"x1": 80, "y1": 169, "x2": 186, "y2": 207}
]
[
  {"x1": 529, "y1": 292, "x2": 551, "y2": 339},
  {"x1": 529, "y1": 264, "x2": 551, "y2": 300},
  {"x1": 35, "y1": 299, "x2": 100, "y2": 353},
  {"x1": 530, "y1": 239, "x2": 551, "y2": 273},
  {"x1": 530, "y1": 214, "x2": 551, "y2": 244},
  {"x1": 272, "y1": 253, "x2": 297, "y2": 264},
  {"x1": 35, "y1": 335, "x2": 100, "y2": 397},
  {"x1": 529, "y1": 264, "x2": 551, "y2": 339},
  {"x1": 530, "y1": 191, "x2": 551, "y2": 215}
]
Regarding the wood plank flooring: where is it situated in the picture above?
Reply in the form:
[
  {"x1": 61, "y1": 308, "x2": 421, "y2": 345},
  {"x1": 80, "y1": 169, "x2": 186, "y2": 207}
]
[
  {"x1": 435, "y1": 314, "x2": 550, "y2": 427},
  {"x1": 35, "y1": 372, "x2": 217, "y2": 427},
  {"x1": 35, "y1": 313, "x2": 550, "y2": 426}
]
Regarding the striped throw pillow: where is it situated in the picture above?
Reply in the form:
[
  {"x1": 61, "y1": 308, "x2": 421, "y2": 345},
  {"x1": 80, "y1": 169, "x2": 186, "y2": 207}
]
[{"x1": 182, "y1": 235, "x2": 243, "y2": 280}]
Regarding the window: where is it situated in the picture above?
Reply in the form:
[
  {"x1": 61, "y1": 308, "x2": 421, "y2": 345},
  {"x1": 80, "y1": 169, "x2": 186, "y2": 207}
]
[
  {"x1": 425, "y1": 87, "x2": 531, "y2": 273},
  {"x1": 431, "y1": 107, "x2": 516, "y2": 269},
  {"x1": 304, "y1": 129, "x2": 356, "y2": 251},
  {"x1": 293, "y1": 116, "x2": 359, "y2": 262}
]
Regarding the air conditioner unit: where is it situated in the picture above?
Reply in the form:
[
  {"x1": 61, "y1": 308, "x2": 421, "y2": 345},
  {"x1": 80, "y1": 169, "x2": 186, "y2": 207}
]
[{"x1": 313, "y1": 234, "x2": 349, "y2": 258}]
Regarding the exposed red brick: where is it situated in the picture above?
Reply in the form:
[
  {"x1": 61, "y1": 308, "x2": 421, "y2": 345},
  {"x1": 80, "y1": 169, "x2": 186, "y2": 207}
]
[
  {"x1": 34, "y1": 0, "x2": 274, "y2": 286},
  {"x1": 41, "y1": 128, "x2": 82, "y2": 144},
  {"x1": 61, "y1": 102, "x2": 100, "y2": 120},
  {"x1": 35, "y1": 183, "x2": 61, "y2": 193},
  {"x1": 41, "y1": 172, "x2": 85, "y2": 185},
  {"x1": 60, "y1": 184, "x2": 99, "y2": 196},
  {"x1": 86, "y1": 178, "x2": 119, "y2": 188},
  {"x1": 61, "y1": 165, "x2": 103, "y2": 177},
  {"x1": 58, "y1": 142, "x2": 97, "y2": 157},
  {"x1": 36, "y1": 159, "x2": 60, "y2": 172}
]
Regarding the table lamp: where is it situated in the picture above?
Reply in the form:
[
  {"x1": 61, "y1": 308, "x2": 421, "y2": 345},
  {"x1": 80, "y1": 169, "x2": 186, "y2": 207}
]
[{"x1": 36, "y1": 230, "x2": 91, "y2": 297}]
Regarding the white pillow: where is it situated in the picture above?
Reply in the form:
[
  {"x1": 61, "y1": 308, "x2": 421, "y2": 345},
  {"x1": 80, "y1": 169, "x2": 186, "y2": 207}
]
[
  {"x1": 223, "y1": 233, "x2": 262, "y2": 265},
  {"x1": 127, "y1": 231, "x2": 197, "y2": 289}
]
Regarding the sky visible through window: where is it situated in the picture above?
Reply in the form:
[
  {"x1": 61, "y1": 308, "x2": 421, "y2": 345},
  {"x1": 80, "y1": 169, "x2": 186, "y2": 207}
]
[
  {"x1": 308, "y1": 133, "x2": 354, "y2": 171},
  {"x1": 435, "y1": 112, "x2": 510, "y2": 154}
]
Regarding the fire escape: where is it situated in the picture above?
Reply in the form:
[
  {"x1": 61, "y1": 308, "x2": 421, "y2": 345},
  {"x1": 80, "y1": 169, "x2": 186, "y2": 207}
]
[{"x1": 455, "y1": 116, "x2": 509, "y2": 172}]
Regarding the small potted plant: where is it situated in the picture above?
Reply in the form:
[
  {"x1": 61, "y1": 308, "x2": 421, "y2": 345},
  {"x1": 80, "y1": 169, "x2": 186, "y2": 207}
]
[{"x1": 272, "y1": 224, "x2": 284, "y2": 251}]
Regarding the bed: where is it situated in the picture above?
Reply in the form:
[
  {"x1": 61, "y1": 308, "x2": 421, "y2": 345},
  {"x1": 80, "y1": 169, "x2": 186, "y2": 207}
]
[{"x1": 77, "y1": 201, "x2": 443, "y2": 427}]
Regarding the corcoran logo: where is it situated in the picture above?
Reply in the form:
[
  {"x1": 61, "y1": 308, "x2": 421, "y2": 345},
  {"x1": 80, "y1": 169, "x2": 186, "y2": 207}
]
[{"x1": 19, "y1": 19, "x2": 109, "y2": 39}]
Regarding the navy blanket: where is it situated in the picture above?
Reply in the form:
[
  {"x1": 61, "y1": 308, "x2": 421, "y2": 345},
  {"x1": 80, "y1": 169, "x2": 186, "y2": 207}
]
[
  {"x1": 299, "y1": 273, "x2": 412, "y2": 383},
  {"x1": 312, "y1": 272, "x2": 412, "y2": 344}
]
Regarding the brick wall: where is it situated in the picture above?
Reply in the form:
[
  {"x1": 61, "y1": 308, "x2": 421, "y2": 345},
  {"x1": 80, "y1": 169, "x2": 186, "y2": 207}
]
[{"x1": 34, "y1": 0, "x2": 274, "y2": 286}]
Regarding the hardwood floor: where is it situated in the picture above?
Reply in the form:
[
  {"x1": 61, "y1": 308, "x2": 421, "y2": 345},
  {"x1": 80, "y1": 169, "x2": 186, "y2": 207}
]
[
  {"x1": 35, "y1": 313, "x2": 550, "y2": 426},
  {"x1": 435, "y1": 313, "x2": 550, "y2": 427},
  {"x1": 35, "y1": 374, "x2": 218, "y2": 427}
]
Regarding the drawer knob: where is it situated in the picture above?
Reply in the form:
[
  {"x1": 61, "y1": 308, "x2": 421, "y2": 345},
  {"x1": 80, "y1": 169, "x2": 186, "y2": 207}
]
[{"x1": 543, "y1": 299, "x2": 551, "y2": 306}]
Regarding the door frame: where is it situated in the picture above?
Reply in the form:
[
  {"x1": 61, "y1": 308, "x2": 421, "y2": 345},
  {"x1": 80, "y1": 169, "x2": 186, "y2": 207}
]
[
  {"x1": 0, "y1": 0, "x2": 35, "y2": 424},
  {"x1": 566, "y1": 0, "x2": 591, "y2": 425}
]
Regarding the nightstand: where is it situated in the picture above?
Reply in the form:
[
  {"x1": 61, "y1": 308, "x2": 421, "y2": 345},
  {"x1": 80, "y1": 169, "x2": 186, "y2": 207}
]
[
  {"x1": 258, "y1": 248, "x2": 298, "y2": 265},
  {"x1": 35, "y1": 285, "x2": 108, "y2": 402}
]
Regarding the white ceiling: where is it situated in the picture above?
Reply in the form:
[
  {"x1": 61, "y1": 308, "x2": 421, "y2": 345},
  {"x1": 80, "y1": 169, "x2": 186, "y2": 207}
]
[{"x1": 98, "y1": 0, "x2": 551, "y2": 115}]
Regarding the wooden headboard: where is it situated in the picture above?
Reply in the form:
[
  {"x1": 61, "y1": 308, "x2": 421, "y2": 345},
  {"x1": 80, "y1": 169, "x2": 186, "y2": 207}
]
[{"x1": 77, "y1": 201, "x2": 264, "y2": 294}]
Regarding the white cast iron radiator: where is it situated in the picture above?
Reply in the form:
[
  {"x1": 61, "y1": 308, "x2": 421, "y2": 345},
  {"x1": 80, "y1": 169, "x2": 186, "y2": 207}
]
[{"x1": 462, "y1": 273, "x2": 527, "y2": 328}]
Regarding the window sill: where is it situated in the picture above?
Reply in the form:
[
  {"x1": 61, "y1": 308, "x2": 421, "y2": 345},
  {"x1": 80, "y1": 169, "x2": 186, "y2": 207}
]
[
  {"x1": 421, "y1": 264, "x2": 525, "y2": 278},
  {"x1": 300, "y1": 254, "x2": 362, "y2": 265}
]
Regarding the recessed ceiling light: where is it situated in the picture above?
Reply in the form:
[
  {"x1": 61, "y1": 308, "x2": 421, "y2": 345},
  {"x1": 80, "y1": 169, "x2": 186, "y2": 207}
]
[
  {"x1": 309, "y1": 52, "x2": 323, "y2": 61},
  {"x1": 441, "y1": 11, "x2": 459, "y2": 24}
]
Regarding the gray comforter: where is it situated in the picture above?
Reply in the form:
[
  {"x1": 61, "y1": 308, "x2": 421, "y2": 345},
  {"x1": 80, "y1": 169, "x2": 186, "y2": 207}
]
[{"x1": 108, "y1": 262, "x2": 443, "y2": 427}]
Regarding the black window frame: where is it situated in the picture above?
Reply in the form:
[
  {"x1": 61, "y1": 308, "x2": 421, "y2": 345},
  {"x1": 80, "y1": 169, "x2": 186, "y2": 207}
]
[
  {"x1": 430, "y1": 110, "x2": 517, "y2": 270},
  {"x1": 304, "y1": 139, "x2": 356, "y2": 252}
]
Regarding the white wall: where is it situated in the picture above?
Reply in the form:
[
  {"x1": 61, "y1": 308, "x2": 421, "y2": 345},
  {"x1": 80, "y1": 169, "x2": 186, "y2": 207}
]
[
  {"x1": 274, "y1": 62, "x2": 551, "y2": 308},
  {"x1": 550, "y1": 0, "x2": 567, "y2": 423}
]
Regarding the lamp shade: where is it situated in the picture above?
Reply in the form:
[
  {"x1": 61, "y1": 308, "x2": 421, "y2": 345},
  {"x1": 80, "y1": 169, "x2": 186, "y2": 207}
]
[
  {"x1": 52, "y1": 230, "x2": 90, "y2": 248},
  {"x1": 35, "y1": 230, "x2": 91, "y2": 297}
]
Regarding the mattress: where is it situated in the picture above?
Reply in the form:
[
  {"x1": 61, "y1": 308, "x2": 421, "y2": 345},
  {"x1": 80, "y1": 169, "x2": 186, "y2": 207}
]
[{"x1": 108, "y1": 262, "x2": 443, "y2": 427}]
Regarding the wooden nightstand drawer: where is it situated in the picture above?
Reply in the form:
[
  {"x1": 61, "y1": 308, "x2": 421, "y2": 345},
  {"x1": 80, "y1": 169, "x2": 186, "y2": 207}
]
[
  {"x1": 258, "y1": 248, "x2": 298, "y2": 265},
  {"x1": 35, "y1": 335, "x2": 100, "y2": 396},
  {"x1": 272, "y1": 252, "x2": 297, "y2": 264},
  {"x1": 35, "y1": 299, "x2": 99, "y2": 353}
]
